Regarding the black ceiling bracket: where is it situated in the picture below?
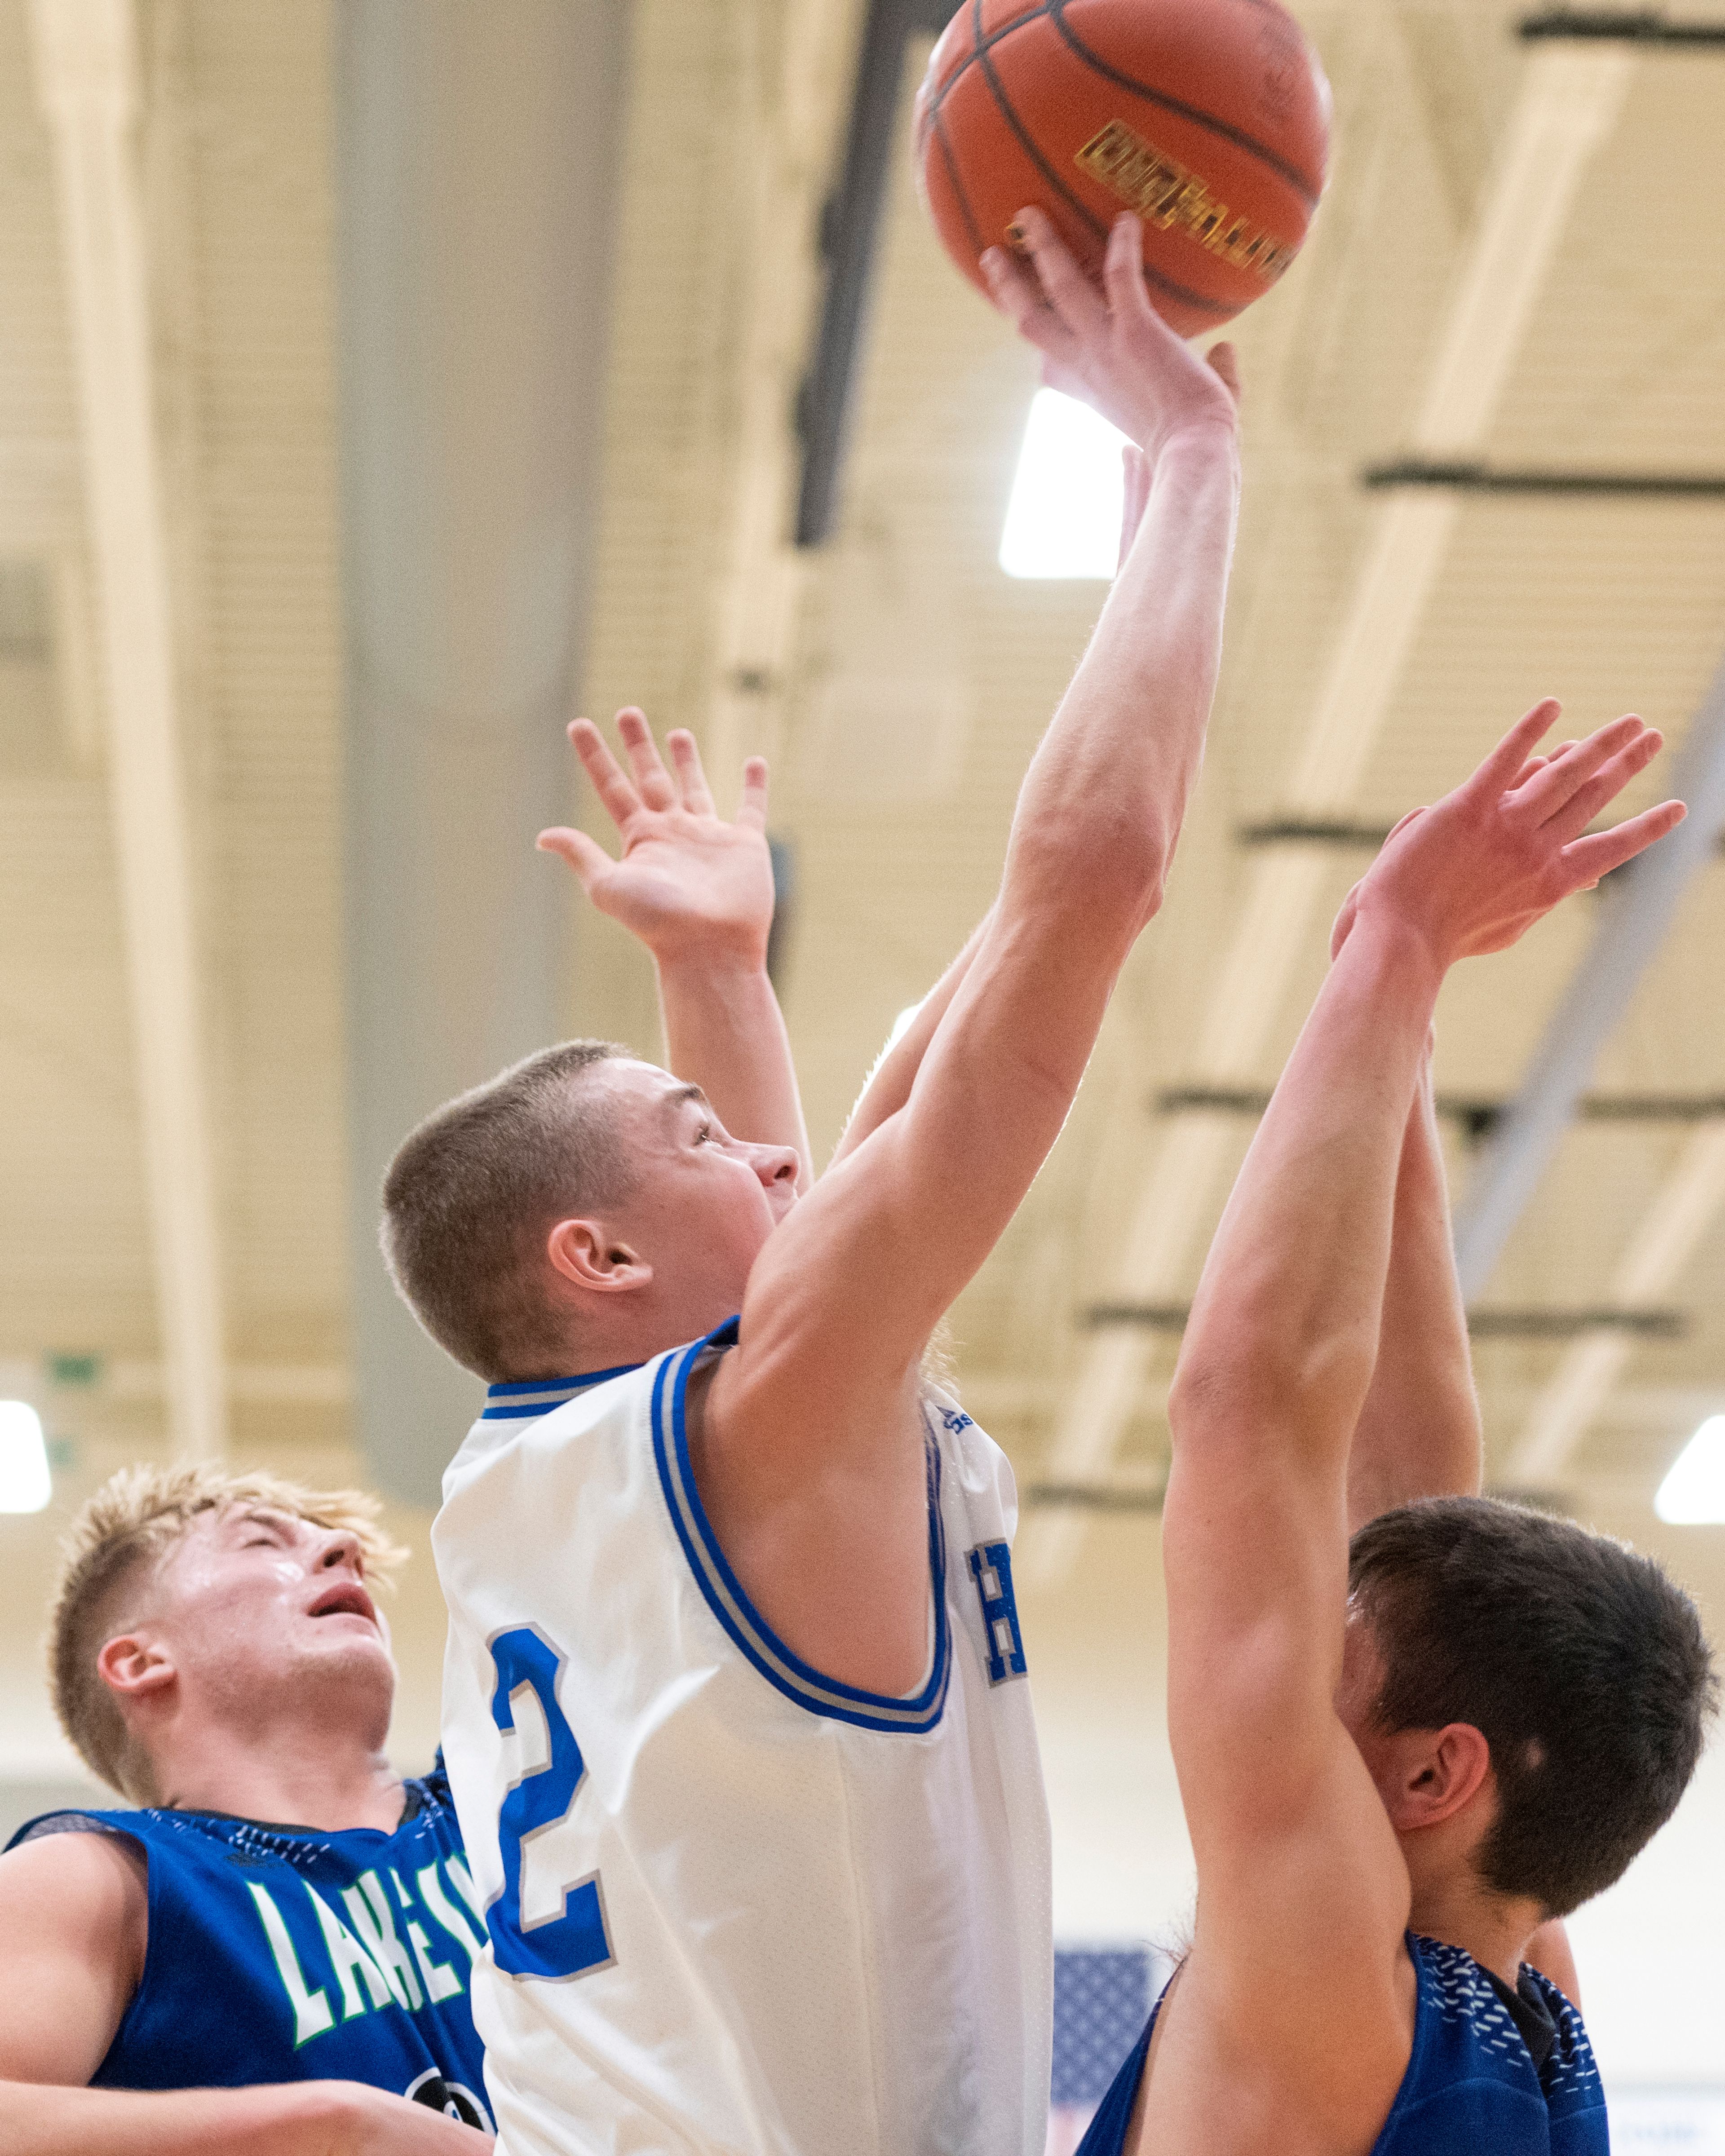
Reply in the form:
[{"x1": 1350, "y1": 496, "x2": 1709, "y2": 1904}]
[
  {"x1": 1518, "y1": 10, "x2": 1725, "y2": 43},
  {"x1": 796, "y1": 0, "x2": 957, "y2": 548}
]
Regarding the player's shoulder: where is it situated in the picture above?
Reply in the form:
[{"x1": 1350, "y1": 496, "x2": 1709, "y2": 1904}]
[
  {"x1": 0, "y1": 1809, "x2": 149, "y2": 1956},
  {"x1": 441, "y1": 1351, "x2": 671, "y2": 1504}
]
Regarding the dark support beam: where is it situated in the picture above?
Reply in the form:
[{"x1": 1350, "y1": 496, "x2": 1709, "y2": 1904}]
[
  {"x1": 796, "y1": 0, "x2": 955, "y2": 547},
  {"x1": 1363, "y1": 458, "x2": 1725, "y2": 497},
  {"x1": 1238, "y1": 817, "x2": 1394, "y2": 849},
  {"x1": 1518, "y1": 9, "x2": 1725, "y2": 42},
  {"x1": 1081, "y1": 1303, "x2": 1688, "y2": 1339},
  {"x1": 1156, "y1": 1085, "x2": 1725, "y2": 1139}
]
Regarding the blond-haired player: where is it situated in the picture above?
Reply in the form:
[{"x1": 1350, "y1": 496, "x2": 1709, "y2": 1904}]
[{"x1": 0, "y1": 1464, "x2": 491, "y2": 2153}]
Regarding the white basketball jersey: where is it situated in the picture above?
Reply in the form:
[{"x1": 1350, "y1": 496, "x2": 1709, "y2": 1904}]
[{"x1": 433, "y1": 1320, "x2": 1053, "y2": 2156}]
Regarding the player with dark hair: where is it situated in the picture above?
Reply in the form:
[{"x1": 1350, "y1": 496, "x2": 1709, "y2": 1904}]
[{"x1": 1077, "y1": 708, "x2": 1716, "y2": 2156}]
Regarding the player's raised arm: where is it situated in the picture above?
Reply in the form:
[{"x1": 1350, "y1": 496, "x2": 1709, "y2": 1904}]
[
  {"x1": 1344, "y1": 1025, "x2": 1482, "y2": 1531},
  {"x1": 830, "y1": 446, "x2": 1156, "y2": 1174},
  {"x1": 1146, "y1": 703, "x2": 1681, "y2": 2143},
  {"x1": 539, "y1": 708, "x2": 813, "y2": 1193},
  {"x1": 696, "y1": 208, "x2": 1240, "y2": 1688}
]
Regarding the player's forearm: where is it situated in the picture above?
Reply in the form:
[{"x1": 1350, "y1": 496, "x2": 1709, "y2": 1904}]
[
  {"x1": 830, "y1": 912, "x2": 994, "y2": 1170},
  {"x1": 1174, "y1": 914, "x2": 1444, "y2": 1458},
  {"x1": 1, "y1": 2077, "x2": 372, "y2": 2156},
  {"x1": 655, "y1": 957, "x2": 813, "y2": 1193},
  {"x1": 999, "y1": 424, "x2": 1238, "y2": 946},
  {"x1": 1346, "y1": 1048, "x2": 1483, "y2": 1531}
]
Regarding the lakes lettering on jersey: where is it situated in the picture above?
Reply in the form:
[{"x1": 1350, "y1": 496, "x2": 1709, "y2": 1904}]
[{"x1": 246, "y1": 1854, "x2": 487, "y2": 2047}]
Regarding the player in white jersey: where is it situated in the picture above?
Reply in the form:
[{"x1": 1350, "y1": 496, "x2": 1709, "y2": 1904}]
[{"x1": 380, "y1": 207, "x2": 1241, "y2": 2156}]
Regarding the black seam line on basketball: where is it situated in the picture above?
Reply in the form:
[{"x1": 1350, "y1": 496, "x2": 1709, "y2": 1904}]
[
  {"x1": 924, "y1": 0, "x2": 1059, "y2": 126},
  {"x1": 933, "y1": 110, "x2": 987, "y2": 259},
  {"x1": 968, "y1": 0, "x2": 1110, "y2": 251},
  {"x1": 1047, "y1": 0, "x2": 1322, "y2": 208},
  {"x1": 966, "y1": 0, "x2": 1231, "y2": 317}
]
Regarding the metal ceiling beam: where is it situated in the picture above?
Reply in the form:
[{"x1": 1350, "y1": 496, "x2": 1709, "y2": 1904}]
[
  {"x1": 30, "y1": 0, "x2": 228, "y2": 1463},
  {"x1": 1452, "y1": 650, "x2": 1725, "y2": 1301},
  {"x1": 795, "y1": 0, "x2": 954, "y2": 547},
  {"x1": 1364, "y1": 459, "x2": 1725, "y2": 496},
  {"x1": 699, "y1": 2, "x2": 860, "y2": 794},
  {"x1": 1024, "y1": 42, "x2": 1636, "y2": 1588},
  {"x1": 337, "y1": 0, "x2": 627, "y2": 1502},
  {"x1": 1519, "y1": 10, "x2": 1725, "y2": 44}
]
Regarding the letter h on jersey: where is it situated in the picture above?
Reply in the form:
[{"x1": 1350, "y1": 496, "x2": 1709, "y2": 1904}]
[{"x1": 967, "y1": 1541, "x2": 1027, "y2": 1684}]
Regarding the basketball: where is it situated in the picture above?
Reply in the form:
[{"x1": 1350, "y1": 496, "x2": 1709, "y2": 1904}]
[{"x1": 915, "y1": 0, "x2": 1333, "y2": 337}]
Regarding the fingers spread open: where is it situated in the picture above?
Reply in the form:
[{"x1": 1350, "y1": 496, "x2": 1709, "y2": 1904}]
[
  {"x1": 666, "y1": 729, "x2": 715, "y2": 816},
  {"x1": 1011, "y1": 205, "x2": 1108, "y2": 345},
  {"x1": 570, "y1": 717, "x2": 641, "y2": 831},
  {"x1": 1561, "y1": 799, "x2": 1685, "y2": 886},
  {"x1": 1539, "y1": 726, "x2": 1664, "y2": 846},
  {"x1": 1511, "y1": 713, "x2": 1647, "y2": 826},
  {"x1": 536, "y1": 825, "x2": 615, "y2": 890},
  {"x1": 1477, "y1": 698, "x2": 1561, "y2": 794},
  {"x1": 737, "y1": 755, "x2": 770, "y2": 832},
  {"x1": 615, "y1": 706, "x2": 677, "y2": 811}
]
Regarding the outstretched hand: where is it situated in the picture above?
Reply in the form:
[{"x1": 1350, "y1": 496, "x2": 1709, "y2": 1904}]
[
  {"x1": 538, "y1": 708, "x2": 775, "y2": 971},
  {"x1": 982, "y1": 206, "x2": 1239, "y2": 459},
  {"x1": 1345, "y1": 698, "x2": 1684, "y2": 968}
]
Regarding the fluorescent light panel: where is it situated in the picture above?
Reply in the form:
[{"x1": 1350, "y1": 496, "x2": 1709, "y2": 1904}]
[
  {"x1": 1654, "y1": 1415, "x2": 1725, "y2": 1524},
  {"x1": 0, "y1": 1400, "x2": 50, "y2": 1514},
  {"x1": 1000, "y1": 389, "x2": 1129, "y2": 581}
]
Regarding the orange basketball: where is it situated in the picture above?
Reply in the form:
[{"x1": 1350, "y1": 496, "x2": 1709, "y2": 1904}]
[{"x1": 915, "y1": 0, "x2": 1332, "y2": 338}]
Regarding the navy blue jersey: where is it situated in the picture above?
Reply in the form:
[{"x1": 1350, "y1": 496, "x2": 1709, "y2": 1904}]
[
  {"x1": 7, "y1": 1761, "x2": 490, "y2": 2129},
  {"x1": 1076, "y1": 1932, "x2": 1608, "y2": 2156}
]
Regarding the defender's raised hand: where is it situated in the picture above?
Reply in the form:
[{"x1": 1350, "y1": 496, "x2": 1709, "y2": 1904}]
[
  {"x1": 540, "y1": 706, "x2": 812, "y2": 1188},
  {"x1": 981, "y1": 206, "x2": 1239, "y2": 459},
  {"x1": 1353, "y1": 698, "x2": 1684, "y2": 967},
  {"x1": 538, "y1": 708, "x2": 774, "y2": 971}
]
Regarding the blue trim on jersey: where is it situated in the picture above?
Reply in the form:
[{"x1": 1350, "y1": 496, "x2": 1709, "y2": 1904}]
[
  {"x1": 482, "y1": 1363, "x2": 642, "y2": 1420},
  {"x1": 651, "y1": 1319, "x2": 952, "y2": 1733}
]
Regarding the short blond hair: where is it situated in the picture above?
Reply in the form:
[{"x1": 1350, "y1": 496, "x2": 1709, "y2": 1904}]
[{"x1": 49, "y1": 1463, "x2": 409, "y2": 1800}]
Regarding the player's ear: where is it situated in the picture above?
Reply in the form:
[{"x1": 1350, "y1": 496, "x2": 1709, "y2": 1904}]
[
  {"x1": 546, "y1": 1217, "x2": 654, "y2": 1295},
  {"x1": 97, "y1": 1632, "x2": 176, "y2": 1703},
  {"x1": 1383, "y1": 1721, "x2": 1493, "y2": 1832}
]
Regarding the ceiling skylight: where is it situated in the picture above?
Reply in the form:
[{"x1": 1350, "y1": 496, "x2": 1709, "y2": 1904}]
[
  {"x1": 999, "y1": 389, "x2": 1130, "y2": 581},
  {"x1": 1654, "y1": 1415, "x2": 1725, "y2": 1525}
]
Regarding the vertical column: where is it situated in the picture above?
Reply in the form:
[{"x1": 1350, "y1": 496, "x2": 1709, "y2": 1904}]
[
  {"x1": 337, "y1": 0, "x2": 628, "y2": 1501},
  {"x1": 31, "y1": 0, "x2": 227, "y2": 1462}
]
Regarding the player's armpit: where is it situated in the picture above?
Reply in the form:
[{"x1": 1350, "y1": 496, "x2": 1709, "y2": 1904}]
[{"x1": 0, "y1": 1829, "x2": 147, "y2": 2085}]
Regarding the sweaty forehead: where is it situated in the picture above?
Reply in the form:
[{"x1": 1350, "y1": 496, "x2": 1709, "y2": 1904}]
[{"x1": 592, "y1": 1058, "x2": 702, "y2": 1126}]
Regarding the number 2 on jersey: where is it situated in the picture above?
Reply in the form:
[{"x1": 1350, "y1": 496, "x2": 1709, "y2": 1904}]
[{"x1": 486, "y1": 1626, "x2": 615, "y2": 1981}]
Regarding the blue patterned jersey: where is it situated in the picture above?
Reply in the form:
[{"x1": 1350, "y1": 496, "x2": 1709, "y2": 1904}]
[
  {"x1": 1076, "y1": 1932, "x2": 1609, "y2": 2156},
  {"x1": 6, "y1": 1762, "x2": 490, "y2": 2128}
]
